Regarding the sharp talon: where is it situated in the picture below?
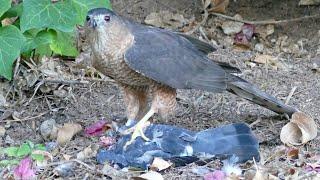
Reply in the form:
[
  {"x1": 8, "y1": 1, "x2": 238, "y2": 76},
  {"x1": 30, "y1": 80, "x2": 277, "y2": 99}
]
[
  {"x1": 123, "y1": 109, "x2": 155, "y2": 150},
  {"x1": 123, "y1": 120, "x2": 151, "y2": 150}
]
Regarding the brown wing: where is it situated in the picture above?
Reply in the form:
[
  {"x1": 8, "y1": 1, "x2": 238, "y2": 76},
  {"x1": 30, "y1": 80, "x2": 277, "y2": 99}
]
[{"x1": 124, "y1": 25, "x2": 228, "y2": 92}]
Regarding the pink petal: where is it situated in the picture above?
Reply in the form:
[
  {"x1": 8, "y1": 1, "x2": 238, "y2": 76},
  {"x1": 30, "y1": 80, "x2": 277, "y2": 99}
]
[
  {"x1": 100, "y1": 136, "x2": 116, "y2": 147},
  {"x1": 234, "y1": 32, "x2": 249, "y2": 45},
  {"x1": 305, "y1": 163, "x2": 320, "y2": 172},
  {"x1": 84, "y1": 120, "x2": 111, "y2": 136},
  {"x1": 242, "y1": 24, "x2": 255, "y2": 40},
  {"x1": 204, "y1": 170, "x2": 225, "y2": 180},
  {"x1": 14, "y1": 157, "x2": 36, "y2": 180}
]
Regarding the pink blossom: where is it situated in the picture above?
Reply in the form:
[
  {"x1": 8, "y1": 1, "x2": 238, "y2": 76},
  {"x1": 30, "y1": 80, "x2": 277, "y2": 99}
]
[
  {"x1": 14, "y1": 157, "x2": 36, "y2": 180},
  {"x1": 100, "y1": 136, "x2": 116, "y2": 147},
  {"x1": 204, "y1": 170, "x2": 225, "y2": 180},
  {"x1": 84, "y1": 120, "x2": 111, "y2": 136}
]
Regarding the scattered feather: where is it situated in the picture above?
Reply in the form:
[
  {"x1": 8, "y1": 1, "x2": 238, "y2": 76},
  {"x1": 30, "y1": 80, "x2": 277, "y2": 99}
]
[
  {"x1": 136, "y1": 171, "x2": 164, "y2": 180},
  {"x1": 150, "y1": 157, "x2": 173, "y2": 171}
]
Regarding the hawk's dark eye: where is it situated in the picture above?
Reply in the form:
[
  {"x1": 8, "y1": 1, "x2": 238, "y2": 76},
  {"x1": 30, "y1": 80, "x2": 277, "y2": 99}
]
[
  {"x1": 104, "y1": 15, "x2": 110, "y2": 22},
  {"x1": 86, "y1": 16, "x2": 90, "y2": 21}
]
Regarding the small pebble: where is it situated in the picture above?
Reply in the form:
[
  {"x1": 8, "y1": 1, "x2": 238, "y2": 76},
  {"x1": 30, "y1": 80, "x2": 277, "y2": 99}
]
[
  {"x1": 192, "y1": 167, "x2": 211, "y2": 176},
  {"x1": 45, "y1": 142, "x2": 58, "y2": 152},
  {"x1": 40, "y1": 119, "x2": 58, "y2": 140},
  {"x1": 54, "y1": 162, "x2": 75, "y2": 177},
  {"x1": 254, "y1": 43, "x2": 264, "y2": 53},
  {"x1": 5, "y1": 135, "x2": 14, "y2": 144}
]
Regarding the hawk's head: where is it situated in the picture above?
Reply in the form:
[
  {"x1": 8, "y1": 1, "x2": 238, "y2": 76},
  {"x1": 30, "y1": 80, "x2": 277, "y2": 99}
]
[{"x1": 86, "y1": 8, "x2": 116, "y2": 29}]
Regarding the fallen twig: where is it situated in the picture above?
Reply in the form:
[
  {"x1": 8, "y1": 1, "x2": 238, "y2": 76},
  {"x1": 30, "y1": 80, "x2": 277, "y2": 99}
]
[
  {"x1": 13, "y1": 57, "x2": 21, "y2": 80},
  {"x1": 186, "y1": 9, "x2": 209, "y2": 35},
  {"x1": 211, "y1": 12, "x2": 320, "y2": 25},
  {"x1": 25, "y1": 81, "x2": 44, "y2": 106},
  {"x1": 43, "y1": 77, "x2": 115, "y2": 85},
  {"x1": 0, "y1": 111, "x2": 49, "y2": 123},
  {"x1": 285, "y1": 86, "x2": 297, "y2": 105},
  {"x1": 43, "y1": 79, "x2": 90, "y2": 85}
]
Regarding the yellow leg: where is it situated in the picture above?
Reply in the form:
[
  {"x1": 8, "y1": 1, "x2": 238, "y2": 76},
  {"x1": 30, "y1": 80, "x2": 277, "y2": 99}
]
[{"x1": 123, "y1": 109, "x2": 155, "y2": 149}]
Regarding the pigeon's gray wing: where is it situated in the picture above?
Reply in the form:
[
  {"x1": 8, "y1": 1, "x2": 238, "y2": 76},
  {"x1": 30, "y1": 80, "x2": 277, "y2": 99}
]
[{"x1": 124, "y1": 26, "x2": 228, "y2": 92}]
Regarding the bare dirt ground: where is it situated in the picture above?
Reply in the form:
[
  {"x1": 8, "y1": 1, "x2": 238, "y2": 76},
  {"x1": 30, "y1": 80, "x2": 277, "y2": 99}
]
[{"x1": 1, "y1": 0, "x2": 319, "y2": 179}]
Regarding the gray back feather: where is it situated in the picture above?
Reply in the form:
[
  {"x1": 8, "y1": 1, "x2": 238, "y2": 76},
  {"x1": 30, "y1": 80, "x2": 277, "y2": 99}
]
[{"x1": 124, "y1": 21, "x2": 228, "y2": 92}]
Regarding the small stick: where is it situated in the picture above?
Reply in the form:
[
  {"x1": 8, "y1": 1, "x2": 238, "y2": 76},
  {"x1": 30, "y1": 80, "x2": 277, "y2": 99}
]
[
  {"x1": 13, "y1": 57, "x2": 21, "y2": 80},
  {"x1": 0, "y1": 111, "x2": 49, "y2": 123},
  {"x1": 43, "y1": 78, "x2": 115, "y2": 85},
  {"x1": 285, "y1": 86, "x2": 297, "y2": 105},
  {"x1": 186, "y1": 9, "x2": 209, "y2": 35},
  {"x1": 44, "y1": 79, "x2": 90, "y2": 85},
  {"x1": 211, "y1": 12, "x2": 320, "y2": 25},
  {"x1": 249, "y1": 117, "x2": 262, "y2": 128},
  {"x1": 24, "y1": 81, "x2": 44, "y2": 106}
]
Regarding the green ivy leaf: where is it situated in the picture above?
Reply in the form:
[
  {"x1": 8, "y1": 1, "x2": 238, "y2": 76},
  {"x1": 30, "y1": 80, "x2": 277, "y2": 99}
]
[
  {"x1": 0, "y1": 25, "x2": 26, "y2": 80},
  {"x1": 50, "y1": 30, "x2": 78, "y2": 56},
  {"x1": 1, "y1": 3, "x2": 23, "y2": 19},
  {"x1": 3, "y1": 147, "x2": 19, "y2": 157},
  {"x1": 0, "y1": 159, "x2": 20, "y2": 167},
  {"x1": 21, "y1": 0, "x2": 77, "y2": 32},
  {"x1": 35, "y1": 44, "x2": 53, "y2": 57},
  {"x1": 34, "y1": 144, "x2": 46, "y2": 151},
  {"x1": 21, "y1": 0, "x2": 111, "y2": 32},
  {"x1": 31, "y1": 154, "x2": 45, "y2": 162},
  {"x1": 0, "y1": 0, "x2": 11, "y2": 17},
  {"x1": 22, "y1": 29, "x2": 56, "y2": 53},
  {"x1": 16, "y1": 143, "x2": 32, "y2": 157}
]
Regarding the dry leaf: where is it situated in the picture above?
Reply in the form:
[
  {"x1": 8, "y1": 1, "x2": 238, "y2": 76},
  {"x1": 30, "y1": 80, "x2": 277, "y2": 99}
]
[
  {"x1": 0, "y1": 126, "x2": 6, "y2": 137},
  {"x1": 221, "y1": 21, "x2": 243, "y2": 35},
  {"x1": 0, "y1": 91, "x2": 6, "y2": 107},
  {"x1": 252, "y1": 169, "x2": 266, "y2": 180},
  {"x1": 76, "y1": 145, "x2": 97, "y2": 160},
  {"x1": 299, "y1": 0, "x2": 320, "y2": 6},
  {"x1": 144, "y1": 11, "x2": 187, "y2": 29},
  {"x1": 134, "y1": 171, "x2": 164, "y2": 180},
  {"x1": 101, "y1": 163, "x2": 130, "y2": 179},
  {"x1": 286, "y1": 148, "x2": 299, "y2": 159},
  {"x1": 253, "y1": 55, "x2": 275, "y2": 64},
  {"x1": 280, "y1": 112, "x2": 317, "y2": 146},
  {"x1": 1, "y1": 17, "x2": 18, "y2": 26},
  {"x1": 63, "y1": 154, "x2": 72, "y2": 161},
  {"x1": 57, "y1": 123, "x2": 82, "y2": 145},
  {"x1": 256, "y1": 25, "x2": 275, "y2": 39},
  {"x1": 252, "y1": 55, "x2": 282, "y2": 70},
  {"x1": 205, "y1": 0, "x2": 230, "y2": 13},
  {"x1": 150, "y1": 157, "x2": 172, "y2": 171}
]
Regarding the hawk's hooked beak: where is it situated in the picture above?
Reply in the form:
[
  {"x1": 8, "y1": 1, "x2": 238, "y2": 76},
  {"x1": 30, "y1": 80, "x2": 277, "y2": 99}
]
[
  {"x1": 87, "y1": 17, "x2": 97, "y2": 28},
  {"x1": 87, "y1": 16, "x2": 105, "y2": 29},
  {"x1": 90, "y1": 21, "x2": 97, "y2": 28}
]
